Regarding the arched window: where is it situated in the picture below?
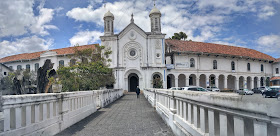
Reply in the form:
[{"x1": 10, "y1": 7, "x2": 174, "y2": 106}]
[
  {"x1": 213, "y1": 60, "x2": 217, "y2": 69},
  {"x1": 261, "y1": 64, "x2": 264, "y2": 72},
  {"x1": 59, "y1": 60, "x2": 64, "y2": 68},
  {"x1": 17, "y1": 65, "x2": 22, "y2": 70},
  {"x1": 276, "y1": 68, "x2": 279, "y2": 74},
  {"x1": 190, "y1": 58, "x2": 195, "y2": 68},
  {"x1": 35, "y1": 63, "x2": 39, "y2": 72},
  {"x1": 247, "y1": 63, "x2": 250, "y2": 71},
  {"x1": 70, "y1": 59, "x2": 76, "y2": 66},
  {"x1": 26, "y1": 64, "x2": 30, "y2": 72},
  {"x1": 231, "y1": 61, "x2": 235, "y2": 70}
]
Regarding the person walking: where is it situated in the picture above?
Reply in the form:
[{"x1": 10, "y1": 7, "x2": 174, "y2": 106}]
[{"x1": 136, "y1": 86, "x2": 140, "y2": 98}]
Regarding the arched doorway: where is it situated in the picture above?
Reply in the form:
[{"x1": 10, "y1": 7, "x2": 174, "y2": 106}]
[
  {"x1": 128, "y1": 73, "x2": 139, "y2": 92},
  {"x1": 167, "y1": 74, "x2": 175, "y2": 88}
]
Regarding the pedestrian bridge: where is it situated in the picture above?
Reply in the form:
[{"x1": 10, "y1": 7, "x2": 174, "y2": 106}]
[{"x1": 0, "y1": 89, "x2": 279, "y2": 136}]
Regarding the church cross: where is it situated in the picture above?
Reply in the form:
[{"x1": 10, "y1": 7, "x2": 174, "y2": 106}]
[{"x1": 153, "y1": 0, "x2": 156, "y2": 6}]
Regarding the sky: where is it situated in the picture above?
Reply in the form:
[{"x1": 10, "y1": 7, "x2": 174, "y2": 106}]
[{"x1": 0, "y1": 0, "x2": 280, "y2": 59}]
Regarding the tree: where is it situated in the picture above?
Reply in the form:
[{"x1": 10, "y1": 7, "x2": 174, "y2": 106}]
[
  {"x1": 57, "y1": 45, "x2": 115, "y2": 92},
  {"x1": 170, "y1": 31, "x2": 188, "y2": 40},
  {"x1": 153, "y1": 77, "x2": 163, "y2": 88}
]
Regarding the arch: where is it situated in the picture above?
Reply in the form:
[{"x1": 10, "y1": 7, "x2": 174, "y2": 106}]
[
  {"x1": 128, "y1": 73, "x2": 139, "y2": 92},
  {"x1": 209, "y1": 74, "x2": 216, "y2": 87},
  {"x1": 227, "y1": 75, "x2": 236, "y2": 90},
  {"x1": 152, "y1": 72, "x2": 163, "y2": 88},
  {"x1": 190, "y1": 58, "x2": 195, "y2": 68},
  {"x1": 254, "y1": 77, "x2": 258, "y2": 88},
  {"x1": 260, "y1": 77, "x2": 264, "y2": 86},
  {"x1": 167, "y1": 74, "x2": 175, "y2": 88},
  {"x1": 247, "y1": 76, "x2": 252, "y2": 89},
  {"x1": 189, "y1": 74, "x2": 197, "y2": 86},
  {"x1": 199, "y1": 74, "x2": 206, "y2": 88},
  {"x1": 231, "y1": 61, "x2": 235, "y2": 70},
  {"x1": 218, "y1": 75, "x2": 225, "y2": 89},
  {"x1": 124, "y1": 69, "x2": 143, "y2": 79},
  {"x1": 178, "y1": 74, "x2": 186, "y2": 87},
  {"x1": 213, "y1": 60, "x2": 217, "y2": 69},
  {"x1": 266, "y1": 77, "x2": 270, "y2": 87},
  {"x1": 239, "y1": 76, "x2": 244, "y2": 89}
]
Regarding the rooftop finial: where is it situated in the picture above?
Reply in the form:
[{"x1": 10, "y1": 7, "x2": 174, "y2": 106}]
[
  {"x1": 153, "y1": 0, "x2": 156, "y2": 6},
  {"x1": 131, "y1": 13, "x2": 134, "y2": 23}
]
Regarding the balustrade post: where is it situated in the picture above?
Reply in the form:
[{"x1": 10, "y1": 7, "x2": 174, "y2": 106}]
[
  {"x1": 183, "y1": 102, "x2": 187, "y2": 121},
  {"x1": 35, "y1": 104, "x2": 40, "y2": 123},
  {"x1": 180, "y1": 101, "x2": 183, "y2": 117},
  {"x1": 233, "y1": 116, "x2": 244, "y2": 136},
  {"x1": 176, "y1": 100, "x2": 179, "y2": 116},
  {"x1": 15, "y1": 107, "x2": 22, "y2": 129},
  {"x1": 219, "y1": 112, "x2": 227, "y2": 136},
  {"x1": 188, "y1": 103, "x2": 192, "y2": 123},
  {"x1": 200, "y1": 107, "x2": 206, "y2": 133},
  {"x1": 26, "y1": 105, "x2": 31, "y2": 126},
  {"x1": 208, "y1": 109, "x2": 215, "y2": 136},
  {"x1": 253, "y1": 120, "x2": 267, "y2": 136},
  {"x1": 4, "y1": 108, "x2": 10, "y2": 131},
  {"x1": 169, "y1": 91, "x2": 176, "y2": 114},
  {"x1": 193, "y1": 105, "x2": 198, "y2": 128},
  {"x1": 49, "y1": 102, "x2": 53, "y2": 118},
  {"x1": 43, "y1": 103, "x2": 47, "y2": 121}
]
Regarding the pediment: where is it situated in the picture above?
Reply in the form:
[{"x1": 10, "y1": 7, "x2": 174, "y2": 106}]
[{"x1": 118, "y1": 23, "x2": 147, "y2": 39}]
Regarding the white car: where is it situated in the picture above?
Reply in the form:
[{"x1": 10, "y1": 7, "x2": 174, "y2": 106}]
[
  {"x1": 182, "y1": 86, "x2": 208, "y2": 92},
  {"x1": 169, "y1": 87, "x2": 182, "y2": 90},
  {"x1": 206, "y1": 86, "x2": 220, "y2": 92},
  {"x1": 237, "y1": 89, "x2": 254, "y2": 95}
]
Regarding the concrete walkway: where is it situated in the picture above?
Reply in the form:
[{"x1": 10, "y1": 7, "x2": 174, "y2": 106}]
[{"x1": 56, "y1": 94, "x2": 174, "y2": 136}]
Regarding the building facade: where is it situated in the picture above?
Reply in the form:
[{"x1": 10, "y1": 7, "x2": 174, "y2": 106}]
[{"x1": 0, "y1": 5, "x2": 279, "y2": 91}]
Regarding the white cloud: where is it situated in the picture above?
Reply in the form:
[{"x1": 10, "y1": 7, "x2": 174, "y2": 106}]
[
  {"x1": 69, "y1": 30, "x2": 103, "y2": 46},
  {"x1": 0, "y1": 0, "x2": 57, "y2": 37},
  {"x1": 66, "y1": 0, "x2": 279, "y2": 44},
  {"x1": 257, "y1": 35, "x2": 280, "y2": 54},
  {"x1": 0, "y1": 36, "x2": 53, "y2": 58}
]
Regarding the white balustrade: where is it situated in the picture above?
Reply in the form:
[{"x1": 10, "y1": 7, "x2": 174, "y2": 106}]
[
  {"x1": 0, "y1": 89, "x2": 123, "y2": 136},
  {"x1": 143, "y1": 88, "x2": 280, "y2": 136}
]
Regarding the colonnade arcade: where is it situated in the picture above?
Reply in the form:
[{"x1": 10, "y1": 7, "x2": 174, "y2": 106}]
[{"x1": 166, "y1": 73, "x2": 271, "y2": 90}]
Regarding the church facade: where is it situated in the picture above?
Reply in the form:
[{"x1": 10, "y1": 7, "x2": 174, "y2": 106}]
[
  {"x1": 100, "y1": 6, "x2": 279, "y2": 91},
  {"x1": 1, "y1": 5, "x2": 279, "y2": 91}
]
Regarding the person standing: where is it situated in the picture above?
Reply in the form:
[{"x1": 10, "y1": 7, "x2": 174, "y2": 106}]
[{"x1": 136, "y1": 86, "x2": 140, "y2": 98}]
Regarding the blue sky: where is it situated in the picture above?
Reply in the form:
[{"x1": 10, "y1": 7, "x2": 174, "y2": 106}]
[{"x1": 0, "y1": 0, "x2": 279, "y2": 59}]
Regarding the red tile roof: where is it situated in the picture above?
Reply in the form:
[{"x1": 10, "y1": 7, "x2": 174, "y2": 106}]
[
  {"x1": 0, "y1": 44, "x2": 98, "y2": 63},
  {"x1": 275, "y1": 58, "x2": 280, "y2": 62},
  {"x1": 166, "y1": 39, "x2": 276, "y2": 61},
  {"x1": 271, "y1": 76, "x2": 280, "y2": 81}
]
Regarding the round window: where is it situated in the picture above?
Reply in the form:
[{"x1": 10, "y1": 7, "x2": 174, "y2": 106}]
[
  {"x1": 130, "y1": 50, "x2": 136, "y2": 56},
  {"x1": 156, "y1": 53, "x2": 160, "y2": 58}
]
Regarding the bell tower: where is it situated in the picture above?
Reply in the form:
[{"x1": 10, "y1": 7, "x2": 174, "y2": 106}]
[
  {"x1": 103, "y1": 11, "x2": 114, "y2": 36},
  {"x1": 149, "y1": 2, "x2": 161, "y2": 34}
]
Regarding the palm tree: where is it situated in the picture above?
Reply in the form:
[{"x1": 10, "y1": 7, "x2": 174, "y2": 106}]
[{"x1": 170, "y1": 31, "x2": 188, "y2": 40}]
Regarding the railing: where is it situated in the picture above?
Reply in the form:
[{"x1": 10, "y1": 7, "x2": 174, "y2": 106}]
[
  {"x1": 0, "y1": 89, "x2": 123, "y2": 136},
  {"x1": 144, "y1": 88, "x2": 280, "y2": 136}
]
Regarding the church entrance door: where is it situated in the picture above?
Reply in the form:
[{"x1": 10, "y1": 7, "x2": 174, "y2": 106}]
[{"x1": 128, "y1": 73, "x2": 139, "y2": 92}]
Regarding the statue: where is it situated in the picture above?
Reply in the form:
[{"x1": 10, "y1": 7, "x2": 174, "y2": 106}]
[{"x1": 37, "y1": 59, "x2": 57, "y2": 93}]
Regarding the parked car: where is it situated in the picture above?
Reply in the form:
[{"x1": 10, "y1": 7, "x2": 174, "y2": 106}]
[
  {"x1": 259, "y1": 86, "x2": 270, "y2": 94},
  {"x1": 169, "y1": 87, "x2": 182, "y2": 90},
  {"x1": 182, "y1": 86, "x2": 208, "y2": 92},
  {"x1": 252, "y1": 87, "x2": 261, "y2": 93},
  {"x1": 206, "y1": 86, "x2": 220, "y2": 92},
  {"x1": 262, "y1": 86, "x2": 280, "y2": 98},
  {"x1": 237, "y1": 89, "x2": 254, "y2": 95}
]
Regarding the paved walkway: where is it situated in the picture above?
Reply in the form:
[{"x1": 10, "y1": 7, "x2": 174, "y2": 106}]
[{"x1": 56, "y1": 94, "x2": 174, "y2": 136}]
